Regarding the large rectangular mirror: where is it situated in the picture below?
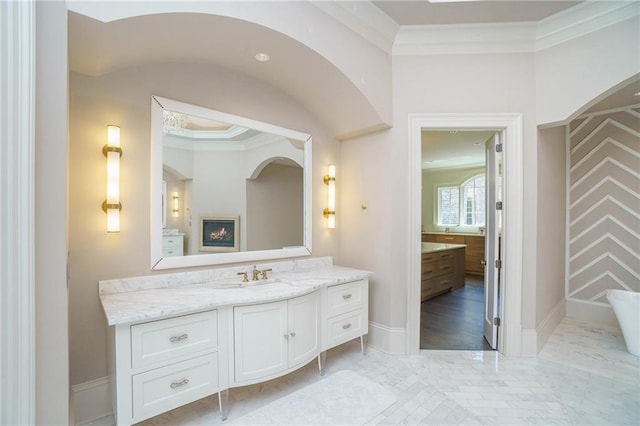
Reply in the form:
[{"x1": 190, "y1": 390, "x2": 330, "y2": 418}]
[{"x1": 151, "y1": 96, "x2": 312, "y2": 270}]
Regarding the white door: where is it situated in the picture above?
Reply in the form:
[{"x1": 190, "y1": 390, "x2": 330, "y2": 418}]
[
  {"x1": 233, "y1": 301, "x2": 288, "y2": 382},
  {"x1": 484, "y1": 133, "x2": 502, "y2": 349},
  {"x1": 287, "y1": 292, "x2": 320, "y2": 367}
]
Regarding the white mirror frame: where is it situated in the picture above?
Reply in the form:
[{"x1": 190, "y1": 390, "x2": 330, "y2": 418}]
[{"x1": 150, "y1": 96, "x2": 312, "y2": 270}]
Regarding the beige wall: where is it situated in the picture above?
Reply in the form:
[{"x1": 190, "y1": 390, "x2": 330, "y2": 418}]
[
  {"x1": 388, "y1": 52, "x2": 538, "y2": 330},
  {"x1": 35, "y1": 1, "x2": 69, "y2": 424},
  {"x1": 68, "y1": 63, "x2": 340, "y2": 385},
  {"x1": 535, "y1": 126, "x2": 567, "y2": 335},
  {"x1": 536, "y1": 16, "x2": 640, "y2": 126}
]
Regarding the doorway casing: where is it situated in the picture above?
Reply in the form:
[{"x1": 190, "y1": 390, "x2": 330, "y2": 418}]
[{"x1": 407, "y1": 113, "x2": 524, "y2": 356}]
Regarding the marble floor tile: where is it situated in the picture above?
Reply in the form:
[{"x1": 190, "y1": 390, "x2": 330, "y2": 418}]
[{"x1": 87, "y1": 318, "x2": 639, "y2": 426}]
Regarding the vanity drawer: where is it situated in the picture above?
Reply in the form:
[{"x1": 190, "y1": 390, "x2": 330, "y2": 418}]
[
  {"x1": 436, "y1": 257, "x2": 454, "y2": 275},
  {"x1": 327, "y1": 309, "x2": 366, "y2": 348},
  {"x1": 327, "y1": 280, "x2": 365, "y2": 317},
  {"x1": 132, "y1": 352, "x2": 219, "y2": 421},
  {"x1": 422, "y1": 253, "x2": 437, "y2": 263},
  {"x1": 162, "y1": 236, "x2": 182, "y2": 248},
  {"x1": 434, "y1": 273, "x2": 454, "y2": 291},
  {"x1": 435, "y1": 234, "x2": 465, "y2": 244},
  {"x1": 421, "y1": 261, "x2": 438, "y2": 280},
  {"x1": 131, "y1": 310, "x2": 218, "y2": 369}
]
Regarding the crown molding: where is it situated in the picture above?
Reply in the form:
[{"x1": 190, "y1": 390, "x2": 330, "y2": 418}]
[
  {"x1": 393, "y1": 22, "x2": 537, "y2": 55},
  {"x1": 536, "y1": 0, "x2": 640, "y2": 51},
  {"x1": 391, "y1": 0, "x2": 639, "y2": 56},
  {"x1": 311, "y1": 1, "x2": 399, "y2": 54}
]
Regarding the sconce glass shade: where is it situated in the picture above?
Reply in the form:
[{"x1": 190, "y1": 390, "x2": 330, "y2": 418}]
[
  {"x1": 104, "y1": 125, "x2": 122, "y2": 232},
  {"x1": 324, "y1": 164, "x2": 336, "y2": 229},
  {"x1": 172, "y1": 192, "x2": 179, "y2": 217}
]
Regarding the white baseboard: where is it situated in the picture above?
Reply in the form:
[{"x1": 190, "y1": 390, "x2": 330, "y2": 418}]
[
  {"x1": 566, "y1": 298, "x2": 617, "y2": 326},
  {"x1": 71, "y1": 377, "x2": 112, "y2": 425},
  {"x1": 368, "y1": 321, "x2": 407, "y2": 354},
  {"x1": 520, "y1": 329, "x2": 538, "y2": 357},
  {"x1": 536, "y1": 299, "x2": 566, "y2": 351}
]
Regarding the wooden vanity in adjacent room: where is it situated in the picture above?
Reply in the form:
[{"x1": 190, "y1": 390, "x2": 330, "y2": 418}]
[
  {"x1": 422, "y1": 232, "x2": 485, "y2": 276},
  {"x1": 421, "y1": 243, "x2": 466, "y2": 301}
]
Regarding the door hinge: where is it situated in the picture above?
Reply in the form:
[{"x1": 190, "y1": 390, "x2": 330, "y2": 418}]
[
  {"x1": 496, "y1": 201, "x2": 503, "y2": 210},
  {"x1": 495, "y1": 143, "x2": 503, "y2": 153},
  {"x1": 495, "y1": 259, "x2": 502, "y2": 269},
  {"x1": 493, "y1": 317, "x2": 501, "y2": 326}
]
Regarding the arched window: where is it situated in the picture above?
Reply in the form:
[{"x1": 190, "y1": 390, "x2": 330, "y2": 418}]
[
  {"x1": 435, "y1": 174, "x2": 485, "y2": 226},
  {"x1": 461, "y1": 174, "x2": 485, "y2": 226}
]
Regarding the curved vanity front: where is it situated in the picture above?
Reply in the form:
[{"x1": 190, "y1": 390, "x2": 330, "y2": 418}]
[{"x1": 99, "y1": 258, "x2": 370, "y2": 425}]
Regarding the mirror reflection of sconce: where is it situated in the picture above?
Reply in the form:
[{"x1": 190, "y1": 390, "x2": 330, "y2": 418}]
[
  {"x1": 172, "y1": 192, "x2": 179, "y2": 217},
  {"x1": 323, "y1": 164, "x2": 336, "y2": 229},
  {"x1": 102, "y1": 125, "x2": 122, "y2": 233}
]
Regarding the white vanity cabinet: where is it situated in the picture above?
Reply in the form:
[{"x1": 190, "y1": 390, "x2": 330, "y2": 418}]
[
  {"x1": 102, "y1": 268, "x2": 370, "y2": 425},
  {"x1": 108, "y1": 310, "x2": 226, "y2": 425},
  {"x1": 162, "y1": 234, "x2": 183, "y2": 257},
  {"x1": 233, "y1": 291, "x2": 320, "y2": 384}
]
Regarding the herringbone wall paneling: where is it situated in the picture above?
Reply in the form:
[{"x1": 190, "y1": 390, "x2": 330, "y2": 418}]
[{"x1": 568, "y1": 106, "x2": 640, "y2": 305}]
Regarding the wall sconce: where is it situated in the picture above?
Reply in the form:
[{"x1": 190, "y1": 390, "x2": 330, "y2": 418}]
[
  {"x1": 102, "y1": 125, "x2": 122, "y2": 233},
  {"x1": 172, "y1": 192, "x2": 179, "y2": 217},
  {"x1": 323, "y1": 164, "x2": 336, "y2": 229}
]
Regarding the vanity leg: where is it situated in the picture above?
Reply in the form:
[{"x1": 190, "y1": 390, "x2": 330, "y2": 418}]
[
  {"x1": 318, "y1": 351, "x2": 327, "y2": 376},
  {"x1": 360, "y1": 334, "x2": 368, "y2": 355},
  {"x1": 218, "y1": 389, "x2": 229, "y2": 421}
]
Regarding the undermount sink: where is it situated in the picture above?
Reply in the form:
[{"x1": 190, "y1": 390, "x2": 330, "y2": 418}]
[{"x1": 204, "y1": 278, "x2": 280, "y2": 289}]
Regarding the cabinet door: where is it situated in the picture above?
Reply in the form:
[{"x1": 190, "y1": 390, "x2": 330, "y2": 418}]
[
  {"x1": 234, "y1": 301, "x2": 287, "y2": 383},
  {"x1": 288, "y1": 292, "x2": 320, "y2": 368}
]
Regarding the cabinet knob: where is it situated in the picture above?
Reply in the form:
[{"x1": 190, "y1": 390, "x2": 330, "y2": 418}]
[
  {"x1": 290, "y1": 332, "x2": 296, "y2": 337},
  {"x1": 342, "y1": 294, "x2": 352, "y2": 300},
  {"x1": 284, "y1": 334, "x2": 289, "y2": 340}
]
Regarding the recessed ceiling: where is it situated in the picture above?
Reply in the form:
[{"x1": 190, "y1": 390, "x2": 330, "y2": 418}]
[
  {"x1": 373, "y1": 1, "x2": 584, "y2": 26},
  {"x1": 422, "y1": 130, "x2": 495, "y2": 170},
  {"x1": 67, "y1": 11, "x2": 384, "y2": 140}
]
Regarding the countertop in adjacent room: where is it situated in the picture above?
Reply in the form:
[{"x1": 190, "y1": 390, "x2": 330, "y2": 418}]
[{"x1": 421, "y1": 242, "x2": 466, "y2": 253}]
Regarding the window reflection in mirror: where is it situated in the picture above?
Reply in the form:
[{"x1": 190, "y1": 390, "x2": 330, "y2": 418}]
[{"x1": 150, "y1": 96, "x2": 312, "y2": 270}]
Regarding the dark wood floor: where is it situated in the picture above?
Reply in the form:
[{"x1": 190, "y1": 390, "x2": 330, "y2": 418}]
[{"x1": 420, "y1": 275, "x2": 493, "y2": 351}]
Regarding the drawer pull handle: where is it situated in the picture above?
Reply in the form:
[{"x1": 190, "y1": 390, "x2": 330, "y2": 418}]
[
  {"x1": 342, "y1": 323, "x2": 352, "y2": 330},
  {"x1": 290, "y1": 332, "x2": 296, "y2": 337},
  {"x1": 425, "y1": 270, "x2": 433, "y2": 274},
  {"x1": 342, "y1": 294, "x2": 352, "y2": 300},
  {"x1": 169, "y1": 333, "x2": 189, "y2": 343},
  {"x1": 170, "y1": 378, "x2": 189, "y2": 389},
  {"x1": 444, "y1": 237, "x2": 454, "y2": 240}
]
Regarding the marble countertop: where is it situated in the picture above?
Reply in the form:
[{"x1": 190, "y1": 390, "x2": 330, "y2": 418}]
[
  {"x1": 422, "y1": 231, "x2": 484, "y2": 237},
  {"x1": 99, "y1": 259, "x2": 371, "y2": 326},
  {"x1": 422, "y1": 242, "x2": 466, "y2": 253}
]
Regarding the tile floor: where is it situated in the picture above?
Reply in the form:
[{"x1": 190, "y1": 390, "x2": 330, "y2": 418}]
[{"x1": 92, "y1": 317, "x2": 639, "y2": 425}]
